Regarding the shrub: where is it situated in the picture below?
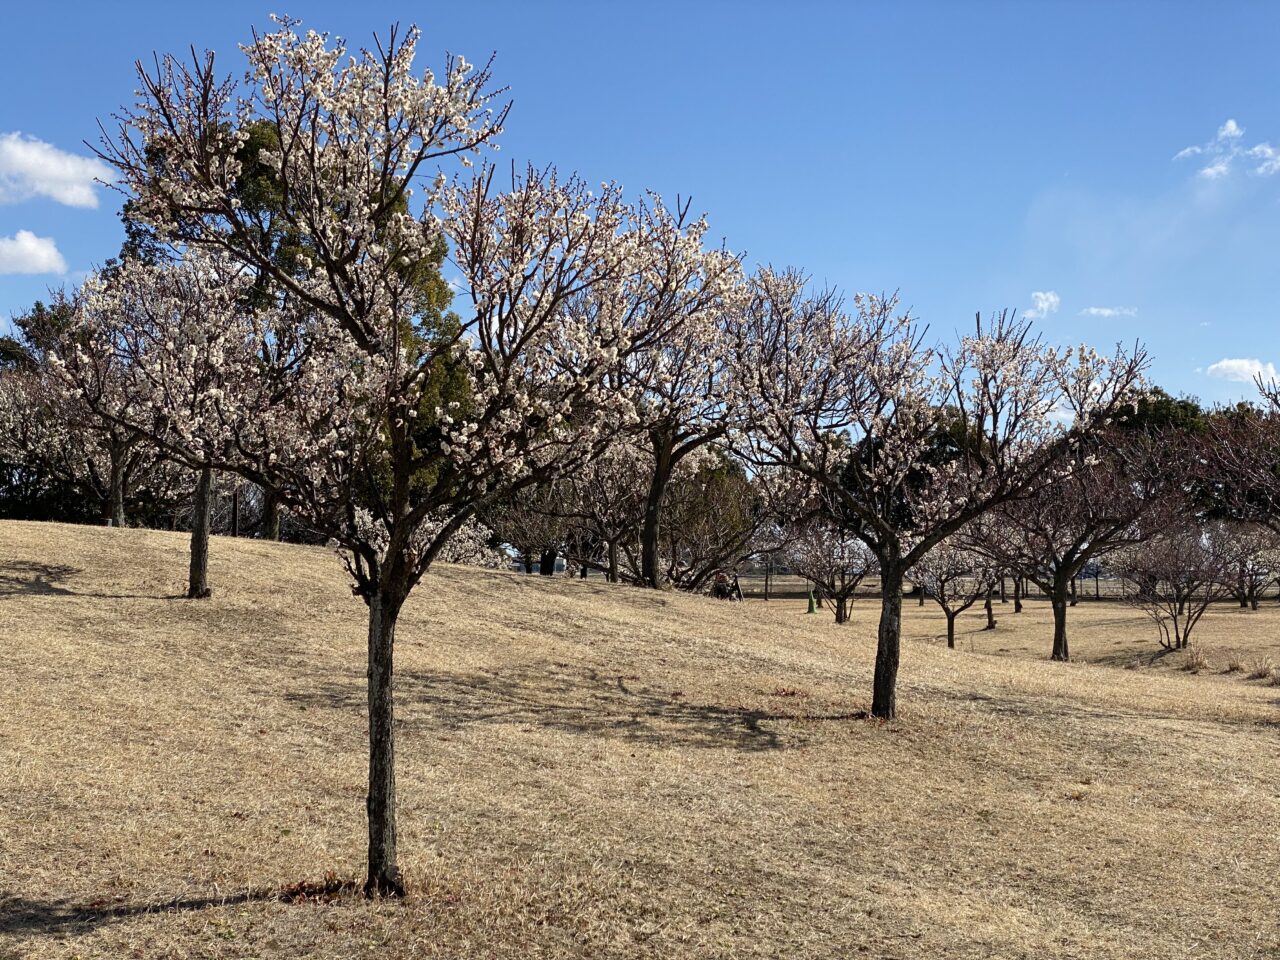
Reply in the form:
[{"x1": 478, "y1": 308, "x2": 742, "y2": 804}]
[
  {"x1": 1245, "y1": 657, "x2": 1276, "y2": 680},
  {"x1": 1182, "y1": 646, "x2": 1210, "y2": 674}
]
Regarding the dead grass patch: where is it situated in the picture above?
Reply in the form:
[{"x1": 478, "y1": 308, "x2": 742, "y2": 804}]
[{"x1": 1, "y1": 520, "x2": 1278, "y2": 960}]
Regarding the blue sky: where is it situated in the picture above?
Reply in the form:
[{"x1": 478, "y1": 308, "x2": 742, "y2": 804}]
[{"x1": 2, "y1": 1, "x2": 1278, "y2": 403}]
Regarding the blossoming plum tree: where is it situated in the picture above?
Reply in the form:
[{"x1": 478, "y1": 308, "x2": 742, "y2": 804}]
[
  {"x1": 84, "y1": 18, "x2": 715, "y2": 895},
  {"x1": 729, "y1": 268, "x2": 1147, "y2": 718}
]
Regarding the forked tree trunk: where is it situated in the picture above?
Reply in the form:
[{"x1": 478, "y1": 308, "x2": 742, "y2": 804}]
[
  {"x1": 365, "y1": 588, "x2": 405, "y2": 897},
  {"x1": 187, "y1": 466, "x2": 213, "y2": 599},
  {"x1": 1050, "y1": 579, "x2": 1070, "y2": 661},
  {"x1": 834, "y1": 595, "x2": 849, "y2": 624},
  {"x1": 872, "y1": 564, "x2": 904, "y2": 719}
]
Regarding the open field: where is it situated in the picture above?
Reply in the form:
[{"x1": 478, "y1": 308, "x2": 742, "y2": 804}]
[
  {"x1": 1, "y1": 520, "x2": 1278, "y2": 959},
  {"x1": 778, "y1": 591, "x2": 1280, "y2": 673}
]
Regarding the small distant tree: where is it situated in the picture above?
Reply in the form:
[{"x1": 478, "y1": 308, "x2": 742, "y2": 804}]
[
  {"x1": 1226, "y1": 523, "x2": 1280, "y2": 610},
  {"x1": 908, "y1": 536, "x2": 999, "y2": 648},
  {"x1": 617, "y1": 210, "x2": 742, "y2": 588},
  {"x1": 1113, "y1": 522, "x2": 1234, "y2": 650},
  {"x1": 652, "y1": 455, "x2": 771, "y2": 591},
  {"x1": 783, "y1": 516, "x2": 878, "y2": 623},
  {"x1": 730, "y1": 268, "x2": 1147, "y2": 717},
  {"x1": 968, "y1": 429, "x2": 1168, "y2": 661},
  {"x1": 0, "y1": 296, "x2": 178, "y2": 527}
]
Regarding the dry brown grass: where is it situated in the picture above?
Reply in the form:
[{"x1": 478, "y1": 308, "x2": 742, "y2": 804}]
[{"x1": 1, "y1": 520, "x2": 1278, "y2": 960}]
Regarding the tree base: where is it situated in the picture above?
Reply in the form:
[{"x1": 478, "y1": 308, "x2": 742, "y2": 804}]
[
  {"x1": 363, "y1": 869, "x2": 406, "y2": 898},
  {"x1": 187, "y1": 587, "x2": 212, "y2": 600}
]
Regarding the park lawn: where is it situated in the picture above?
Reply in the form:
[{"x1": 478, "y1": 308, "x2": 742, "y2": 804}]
[{"x1": 1, "y1": 520, "x2": 1277, "y2": 959}]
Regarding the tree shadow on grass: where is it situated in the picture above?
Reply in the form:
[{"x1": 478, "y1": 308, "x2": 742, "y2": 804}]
[
  {"x1": 0, "y1": 560, "x2": 185, "y2": 601},
  {"x1": 0, "y1": 891, "x2": 267, "y2": 939},
  {"x1": 0, "y1": 877, "x2": 359, "y2": 939},
  {"x1": 287, "y1": 664, "x2": 869, "y2": 753},
  {"x1": 0, "y1": 561, "x2": 78, "y2": 597}
]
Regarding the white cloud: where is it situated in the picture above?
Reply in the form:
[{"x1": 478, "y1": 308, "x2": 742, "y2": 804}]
[
  {"x1": 1206, "y1": 357, "x2": 1277, "y2": 383},
  {"x1": 1024, "y1": 290, "x2": 1060, "y2": 320},
  {"x1": 1079, "y1": 306, "x2": 1138, "y2": 318},
  {"x1": 1174, "y1": 118, "x2": 1280, "y2": 180},
  {"x1": 0, "y1": 230, "x2": 67, "y2": 274},
  {"x1": 0, "y1": 132, "x2": 111, "y2": 208}
]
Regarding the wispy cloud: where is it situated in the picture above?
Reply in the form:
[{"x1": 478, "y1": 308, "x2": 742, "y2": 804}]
[
  {"x1": 0, "y1": 132, "x2": 111, "y2": 208},
  {"x1": 0, "y1": 230, "x2": 67, "y2": 274},
  {"x1": 1174, "y1": 119, "x2": 1280, "y2": 180},
  {"x1": 1079, "y1": 306, "x2": 1137, "y2": 318},
  {"x1": 1024, "y1": 290, "x2": 1060, "y2": 320},
  {"x1": 1206, "y1": 357, "x2": 1276, "y2": 383}
]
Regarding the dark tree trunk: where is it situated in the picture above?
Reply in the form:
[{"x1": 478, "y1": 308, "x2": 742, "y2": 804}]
[
  {"x1": 999, "y1": 576, "x2": 1007, "y2": 603},
  {"x1": 1069, "y1": 576, "x2": 1078, "y2": 607},
  {"x1": 539, "y1": 548, "x2": 558, "y2": 577},
  {"x1": 106, "y1": 447, "x2": 126, "y2": 528},
  {"x1": 579, "y1": 562, "x2": 588, "y2": 580},
  {"x1": 364, "y1": 587, "x2": 405, "y2": 897},
  {"x1": 262, "y1": 490, "x2": 282, "y2": 541},
  {"x1": 231, "y1": 487, "x2": 240, "y2": 538},
  {"x1": 764, "y1": 559, "x2": 771, "y2": 601},
  {"x1": 187, "y1": 466, "x2": 213, "y2": 599},
  {"x1": 984, "y1": 590, "x2": 996, "y2": 630},
  {"x1": 1014, "y1": 577, "x2": 1023, "y2": 614},
  {"x1": 872, "y1": 564, "x2": 904, "y2": 719},
  {"x1": 834, "y1": 595, "x2": 849, "y2": 624},
  {"x1": 946, "y1": 610, "x2": 957, "y2": 648},
  {"x1": 607, "y1": 540, "x2": 619, "y2": 583},
  {"x1": 1050, "y1": 580, "x2": 1070, "y2": 661},
  {"x1": 522, "y1": 551, "x2": 534, "y2": 574},
  {"x1": 640, "y1": 434, "x2": 675, "y2": 589},
  {"x1": 1094, "y1": 570, "x2": 1100, "y2": 599}
]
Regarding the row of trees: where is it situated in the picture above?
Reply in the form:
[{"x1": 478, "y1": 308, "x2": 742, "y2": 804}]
[{"x1": 3, "y1": 17, "x2": 1277, "y2": 897}]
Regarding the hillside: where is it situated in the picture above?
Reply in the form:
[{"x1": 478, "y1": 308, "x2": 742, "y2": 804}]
[{"x1": 0, "y1": 521, "x2": 1277, "y2": 959}]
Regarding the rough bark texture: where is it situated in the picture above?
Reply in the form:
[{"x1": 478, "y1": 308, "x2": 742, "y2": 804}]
[
  {"x1": 834, "y1": 595, "x2": 849, "y2": 624},
  {"x1": 984, "y1": 591, "x2": 997, "y2": 630},
  {"x1": 365, "y1": 589, "x2": 405, "y2": 897},
  {"x1": 262, "y1": 490, "x2": 282, "y2": 541},
  {"x1": 946, "y1": 611, "x2": 957, "y2": 648},
  {"x1": 1014, "y1": 577, "x2": 1023, "y2": 613},
  {"x1": 187, "y1": 466, "x2": 213, "y2": 599},
  {"x1": 640, "y1": 436, "x2": 674, "y2": 589},
  {"x1": 872, "y1": 564, "x2": 904, "y2": 719},
  {"x1": 607, "y1": 540, "x2": 619, "y2": 583},
  {"x1": 1050, "y1": 584, "x2": 1070, "y2": 661}
]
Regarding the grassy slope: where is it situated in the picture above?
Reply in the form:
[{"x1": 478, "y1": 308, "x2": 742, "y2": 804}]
[{"x1": 0, "y1": 520, "x2": 1277, "y2": 960}]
